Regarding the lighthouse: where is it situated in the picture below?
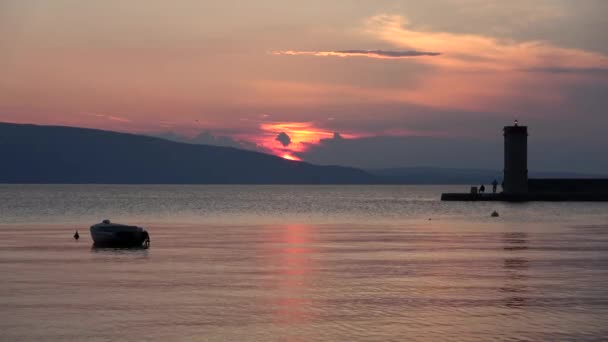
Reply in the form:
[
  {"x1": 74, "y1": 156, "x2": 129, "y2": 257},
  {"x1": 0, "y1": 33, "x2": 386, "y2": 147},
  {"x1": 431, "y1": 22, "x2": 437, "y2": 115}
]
[
  {"x1": 442, "y1": 121, "x2": 608, "y2": 201},
  {"x1": 503, "y1": 120, "x2": 528, "y2": 194}
]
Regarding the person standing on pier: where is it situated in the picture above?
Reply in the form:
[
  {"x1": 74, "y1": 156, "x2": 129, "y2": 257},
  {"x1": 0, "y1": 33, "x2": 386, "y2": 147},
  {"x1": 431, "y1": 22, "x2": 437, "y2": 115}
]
[{"x1": 492, "y1": 179, "x2": 499, "y2": 193}]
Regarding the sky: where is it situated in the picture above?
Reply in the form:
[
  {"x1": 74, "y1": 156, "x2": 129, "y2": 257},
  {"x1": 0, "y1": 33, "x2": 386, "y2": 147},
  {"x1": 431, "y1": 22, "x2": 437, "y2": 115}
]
[{"x1": 1, "y1": 0, "x2": 608, "y2": 172}]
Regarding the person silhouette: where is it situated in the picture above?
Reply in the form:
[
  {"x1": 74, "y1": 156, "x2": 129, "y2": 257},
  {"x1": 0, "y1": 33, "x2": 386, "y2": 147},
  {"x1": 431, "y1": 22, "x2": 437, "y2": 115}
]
[
  {"x1": 492, "y1": 179, "x2": 499, "y2": 193},
  {"x1": 73, "y1": 230, "x2": 80, "y2": 241},
  {"x1": 142, "y1": 231, "x2": 150, "y2": 248}
]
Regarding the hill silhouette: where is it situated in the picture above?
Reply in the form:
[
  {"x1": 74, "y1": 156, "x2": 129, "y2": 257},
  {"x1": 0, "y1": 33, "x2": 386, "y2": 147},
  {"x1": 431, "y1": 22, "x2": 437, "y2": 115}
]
[{"x1": 0, "y1": 123, "x2": 377, "y2": 184}]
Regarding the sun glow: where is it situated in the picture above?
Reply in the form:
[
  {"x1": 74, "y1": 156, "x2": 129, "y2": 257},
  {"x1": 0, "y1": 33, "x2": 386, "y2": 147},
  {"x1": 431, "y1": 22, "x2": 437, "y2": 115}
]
[
  {"x1": 237, "y1": 121, "x2": 360, "y2": 161},
  {"x1": 260, "y1": 122, "x2": 334, "y2": 151},
  {"x1": 282, "y1": 153, "x2": 301, "y2": 161}
]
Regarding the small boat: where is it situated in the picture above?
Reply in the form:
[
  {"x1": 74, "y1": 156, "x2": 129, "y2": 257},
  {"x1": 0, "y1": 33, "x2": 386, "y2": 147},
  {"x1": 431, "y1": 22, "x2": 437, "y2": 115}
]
[
  {"x1": 491, "y1": 211, "x2": 500, "y2": 217},
  {"x1": 90, "y1": 220, "x2": 150, "y2": 248}
]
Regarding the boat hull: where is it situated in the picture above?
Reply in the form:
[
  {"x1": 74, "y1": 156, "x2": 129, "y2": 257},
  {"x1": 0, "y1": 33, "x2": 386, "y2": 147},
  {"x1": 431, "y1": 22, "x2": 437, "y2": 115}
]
[{"x1": 90, "y1": 223, "x2": 149, "y2": 247}]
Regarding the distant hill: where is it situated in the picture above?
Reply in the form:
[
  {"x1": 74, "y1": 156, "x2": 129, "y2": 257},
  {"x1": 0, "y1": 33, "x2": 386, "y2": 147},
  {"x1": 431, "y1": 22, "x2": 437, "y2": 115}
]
[
  {"x1": 0, "y1": 123, "x2": 377, "y2": 184},
  {"x1": 368, "y1": 167, "x2": 501, "y2": 184},
  {"x1": 368, "y1": 167, "x2": 607, "y2": 184},
  {"x1": 3, "y1": 123, "x2": 603, "y2": 185}
]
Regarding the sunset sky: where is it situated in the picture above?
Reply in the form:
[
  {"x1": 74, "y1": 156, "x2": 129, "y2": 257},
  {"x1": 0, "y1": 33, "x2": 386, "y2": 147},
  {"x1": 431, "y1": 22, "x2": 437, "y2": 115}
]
[{"x1": 1, "y1": 1, "x2": 607, "y2": 171}]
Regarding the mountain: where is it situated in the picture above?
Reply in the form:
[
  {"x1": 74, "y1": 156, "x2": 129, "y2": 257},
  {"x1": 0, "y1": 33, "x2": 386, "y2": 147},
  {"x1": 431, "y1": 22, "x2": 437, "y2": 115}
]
[
  {"x1": 368, "y1": 167, "x2": 607, "y2": 184},
  {"x1": 368, "y1": 167, "x2": 501, "y2": 184},
  {"x1": 0, "y1": 123, "x2": 377, "y2": 184}
]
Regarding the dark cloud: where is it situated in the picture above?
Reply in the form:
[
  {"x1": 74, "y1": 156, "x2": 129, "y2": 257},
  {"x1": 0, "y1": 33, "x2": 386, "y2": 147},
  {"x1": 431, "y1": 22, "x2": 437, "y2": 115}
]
[
  {"x1": 336, "y1": 49, "x2": 441, "y2": 57},
  {"x1": 298, "y1": 135, "x2": 501, "y2": 169},
  {"x1": 273, "y1": 49, "x2": 440, "y2": 59},
  {"x1": 296, "y1": 134, "x2": 608, "y2": 174},
  {"x1": 275, "y1": 132, "x2": 292, "y2": 147}
]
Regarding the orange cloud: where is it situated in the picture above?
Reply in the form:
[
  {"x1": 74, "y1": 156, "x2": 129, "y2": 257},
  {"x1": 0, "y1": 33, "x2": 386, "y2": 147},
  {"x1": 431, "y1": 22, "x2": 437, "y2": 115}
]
[
  {"x1": 273, "y1": 15, "x2": 608, "y2": 74},
  {"x1": 364, "y1": 14, "x2": 608, "y2": 73},
  {"x1": 263, "y1": 15, "x2": 608, "y2": 114}
]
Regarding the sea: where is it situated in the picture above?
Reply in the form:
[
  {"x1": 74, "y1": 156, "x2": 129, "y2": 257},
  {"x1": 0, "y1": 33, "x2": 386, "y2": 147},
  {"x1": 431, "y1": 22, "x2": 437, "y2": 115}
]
[{"x1": 1, "y1": 185, "x2": 607, "y2": 341}]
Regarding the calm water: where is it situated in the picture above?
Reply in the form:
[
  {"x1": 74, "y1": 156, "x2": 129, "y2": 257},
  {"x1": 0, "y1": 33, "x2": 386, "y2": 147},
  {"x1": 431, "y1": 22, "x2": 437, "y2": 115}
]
[{"x1": 1, "y1": 185, "x2": 607, "y2": 341}]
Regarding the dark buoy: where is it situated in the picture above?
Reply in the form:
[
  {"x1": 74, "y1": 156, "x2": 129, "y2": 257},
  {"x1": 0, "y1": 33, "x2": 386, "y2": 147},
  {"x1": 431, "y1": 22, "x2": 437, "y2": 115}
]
[
  {"x1": 491, "y1": 211, "x2": 499, "y2": 217},
  {"x1": 73, "y1": 230, "x2": 80, "y2": 240}
]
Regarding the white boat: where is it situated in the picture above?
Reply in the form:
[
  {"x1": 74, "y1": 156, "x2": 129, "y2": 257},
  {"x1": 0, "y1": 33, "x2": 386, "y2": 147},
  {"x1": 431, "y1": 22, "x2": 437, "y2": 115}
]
[{"x1": 90, "y1": 220, "x2": 150, "y2": 247}]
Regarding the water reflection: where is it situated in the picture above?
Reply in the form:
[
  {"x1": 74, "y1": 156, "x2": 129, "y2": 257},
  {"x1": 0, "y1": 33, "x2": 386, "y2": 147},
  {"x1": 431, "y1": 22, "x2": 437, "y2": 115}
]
[
  {"x1": 502, "y1": 232, "x2": 529, "y2": 251},
  {"x1": 501, "y1": 232, "x2": 530, "y2": 309},
  {"x1": 90, "y1": 245, "x2": 149, "y2": 258},
  {"x1": 266, "y1": 225, "x2": 317, "y2": 328}
]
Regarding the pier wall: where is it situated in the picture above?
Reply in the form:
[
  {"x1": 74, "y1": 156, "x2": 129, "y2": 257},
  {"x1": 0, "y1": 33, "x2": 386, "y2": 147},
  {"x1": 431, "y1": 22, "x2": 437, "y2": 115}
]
[{"x1": 528, "y1": 179, "x2": 608, "y2": 194}]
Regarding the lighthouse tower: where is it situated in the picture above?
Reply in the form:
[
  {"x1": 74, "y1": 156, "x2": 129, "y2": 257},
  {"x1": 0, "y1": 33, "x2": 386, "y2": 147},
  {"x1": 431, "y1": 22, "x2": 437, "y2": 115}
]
[{"x1": 503, "y1": 121, "x2": 528, "y2": 194}]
